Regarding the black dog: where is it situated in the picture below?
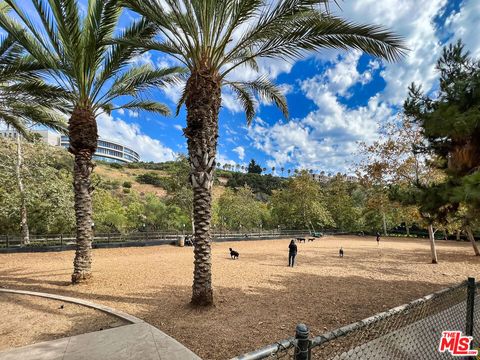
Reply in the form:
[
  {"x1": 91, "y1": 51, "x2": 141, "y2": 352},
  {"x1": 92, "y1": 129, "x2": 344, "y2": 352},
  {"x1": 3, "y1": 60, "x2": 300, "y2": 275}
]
[
  {"x1": 308, "y1": 238, "x2": 315, "y2": 242},
  {"x1": 339, "y1": 247, "x2": 344, "y2": 257},
  {"x1": 229, "y1": 248, "x2": 239, "y2": 259},
  {"x1": 296, "y1": 237, "x2": 306, "y2": 243}
]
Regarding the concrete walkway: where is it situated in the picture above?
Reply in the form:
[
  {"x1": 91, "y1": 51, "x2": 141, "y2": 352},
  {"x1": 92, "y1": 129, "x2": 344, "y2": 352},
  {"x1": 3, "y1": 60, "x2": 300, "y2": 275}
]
[
  {"x1": 0, "y1": 323, "x2": 200, "y2": 360},
  {"x1": 0, "y1": 289, "x2": 201, "y2": 360}
]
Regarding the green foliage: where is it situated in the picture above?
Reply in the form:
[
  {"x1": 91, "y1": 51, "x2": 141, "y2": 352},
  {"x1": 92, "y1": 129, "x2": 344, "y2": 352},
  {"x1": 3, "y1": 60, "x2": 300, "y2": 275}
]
[
  {"x1": 403, "y1": 40, "x2": 480, "y2": 229},
  {"x1": 324, "y1": 175, "x2": 364, "y2": 232},
  {"x1": 226, "y1": 172, "x2": 283, "y2": 196},
  {"x1": 136, "y1": 172, "x2": 168, "y2": 187},
  {"x1": 247, "y1": 159, "x2": 263, "y2": 174},
  {"x1": 0, "y1": 139, "x2": 75, "y2": 234},
  {"x1": 109, "y1": 162, "x2": 124, "y2": 169},
  {"x1": 213, "y1": 186, "x2": 270, "y2": 231},
  {"x1": 271, "y1": 172, "x2": 334, "y2": 229},
  {"x1": 122, "y1": 181, "x2": 132, "y2": 188}
]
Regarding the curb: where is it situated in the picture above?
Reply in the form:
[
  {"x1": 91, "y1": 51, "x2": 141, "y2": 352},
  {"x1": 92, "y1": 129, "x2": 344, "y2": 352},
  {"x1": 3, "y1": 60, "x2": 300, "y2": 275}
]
[{"x1": 0, "y1": 288, "x2": 143, "y2": 324}]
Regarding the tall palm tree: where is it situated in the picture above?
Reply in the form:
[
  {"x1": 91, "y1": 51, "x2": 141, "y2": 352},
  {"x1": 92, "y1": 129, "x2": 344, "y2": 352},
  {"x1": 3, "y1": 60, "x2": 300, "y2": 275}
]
[
  {"x1": 0, "y1": 33, "x2": 68, "y2": 245},
  {"x1": 281, "y1": 167, "x2": 285, "y2": 177},
  {"x1": 0, "y1": 0, "x2": 182, "y2": 283},
  {"x1": 123, "y1": 0, "x2": 406, "y2": 305}
]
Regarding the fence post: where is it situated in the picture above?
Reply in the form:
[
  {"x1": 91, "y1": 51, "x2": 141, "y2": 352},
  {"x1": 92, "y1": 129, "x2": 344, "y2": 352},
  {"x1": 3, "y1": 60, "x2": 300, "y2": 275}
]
[
  {"x1": 465, "y1": 277, "x2": 475, "y2": 338},
  {"x1": 60, "y1": 234, "x2": 63, "y2": 248},
  {"x1": 6, "y1": 235, "x2": 9, "y2": 248},
  {"x1": 294, "y1": 324, "x2": 310, "y2": 360}
]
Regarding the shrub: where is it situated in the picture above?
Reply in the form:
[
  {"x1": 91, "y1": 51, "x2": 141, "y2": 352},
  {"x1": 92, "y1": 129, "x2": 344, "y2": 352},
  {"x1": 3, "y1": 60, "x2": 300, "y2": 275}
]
[
  {"x1": 122, "y1": 181, "x2": 132, "y2": 188},
  {"x1": 109, "y1": 162, "x2": 123, "y2": 169},
  {"x1": 136, "y1": 172, "x2": 168, "y2": 188}
]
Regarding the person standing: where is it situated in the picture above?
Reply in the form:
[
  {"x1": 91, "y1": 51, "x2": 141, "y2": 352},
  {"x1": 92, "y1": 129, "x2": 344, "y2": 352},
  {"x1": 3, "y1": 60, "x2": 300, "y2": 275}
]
[
  {"x1": 288, "y1": 239, "x2": 298, "y2": 267},
  {"x1": 376, "y1": 232, "x2": 380, "y2": 245}
]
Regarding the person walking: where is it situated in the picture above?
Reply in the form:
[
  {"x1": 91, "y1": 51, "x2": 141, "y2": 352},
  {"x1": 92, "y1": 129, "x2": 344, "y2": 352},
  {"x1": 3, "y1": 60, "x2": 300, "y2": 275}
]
[
  {"x1": 376, "y1": 232, "x2": 380, "y2": 245},
  {"x1": 288, "y1": 239, "x2": 298, "y2": 267}
]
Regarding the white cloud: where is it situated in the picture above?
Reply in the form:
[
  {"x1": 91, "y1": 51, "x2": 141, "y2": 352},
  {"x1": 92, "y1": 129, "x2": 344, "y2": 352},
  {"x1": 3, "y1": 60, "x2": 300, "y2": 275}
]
[
  {"x1": 173, "y1": 124, "x2": 183, "y2": 131},
  {"x1": 128, "y1": 110, "x2": 139, "y2": 118},
  {"x1": 233, "y1": 146, "x2": 245, "y2": 160},
  {"x1": 332, "y1": 0, "x2": 447, "y2": 105},
  {"x1": 446, "y1": 0, "x2": 480, "y2": 58},
  {"x1": 247, "y1": 51, "x2": 396, "y2": 173},
  {"x1": 97, "y1": 113, "x2": 176, "y2": 162}
]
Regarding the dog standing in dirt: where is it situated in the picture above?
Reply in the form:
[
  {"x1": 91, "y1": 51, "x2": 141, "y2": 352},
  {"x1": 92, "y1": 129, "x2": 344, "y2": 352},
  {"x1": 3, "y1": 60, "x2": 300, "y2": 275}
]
[
  {"x1": 229, "y1": 248, "x2": 239, "y2": 259},
  {"x1": 339, "y1": 247, "x2": 344, "y2": 257}
]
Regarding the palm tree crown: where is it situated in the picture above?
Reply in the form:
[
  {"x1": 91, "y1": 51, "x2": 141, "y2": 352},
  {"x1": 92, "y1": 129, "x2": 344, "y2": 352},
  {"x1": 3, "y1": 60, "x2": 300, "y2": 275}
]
[
  {"x1": 0, "y1": 33, "x2": 67, "y2": 135},
  {"x1": 0, "y1": 0, "x2": 183, "y2": 283},
  {"x1": 123, "y1": 0, "x2": 406, "y2": 122}
]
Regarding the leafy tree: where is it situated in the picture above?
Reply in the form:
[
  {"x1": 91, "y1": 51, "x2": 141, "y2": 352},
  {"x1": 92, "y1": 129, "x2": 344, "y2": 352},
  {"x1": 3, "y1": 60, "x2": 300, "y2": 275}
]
[
  {"x1": 0, "y1": 139, "x2": 75, "y2": 235},
  {"x1": 247, "y1": 159, "x2": 263, "y2": 174},
  {"x1": 404, "y1": 40, "x2": 480, "y2": 256},
  {"x1": 0, "y1": 0, "x2": 182, "y2": 283},
  {"x1": 324, "y1": 174, "x2": 364, "y2": 232},
  {"x1": 123, "y1": 0, "x2": 405, "y2": 305},
  {"x1": 213, "y1": 186, "x2": 269, "y2": 231},
  {"x1": 226, "y1": 172, "x2": 283, "y2": 196},
  {"x1": 271, "y1": 171, "x2": 333, "y2": 230}
]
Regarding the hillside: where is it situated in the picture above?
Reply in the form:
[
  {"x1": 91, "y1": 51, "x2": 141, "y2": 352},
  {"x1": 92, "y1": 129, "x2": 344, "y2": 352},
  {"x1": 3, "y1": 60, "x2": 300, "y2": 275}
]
[{"x1": 95, "y1": 162, "x2": 228, "y2": 200}]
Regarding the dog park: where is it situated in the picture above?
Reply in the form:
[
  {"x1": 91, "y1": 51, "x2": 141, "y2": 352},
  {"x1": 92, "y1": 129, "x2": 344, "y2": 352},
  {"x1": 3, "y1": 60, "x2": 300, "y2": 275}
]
[{"x1": 1, "y1": 235, "x2": 479, "y2": 359}]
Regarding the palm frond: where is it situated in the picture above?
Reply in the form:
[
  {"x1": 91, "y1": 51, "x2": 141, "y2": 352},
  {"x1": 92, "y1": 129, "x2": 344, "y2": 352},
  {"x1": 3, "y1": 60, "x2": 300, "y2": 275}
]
[
  {"x1": 225, "y1": 81, "x2": 257, "y2": 123},
  {"x1": 119, "y1": 100, "x2": 171, "y2": 116},
  {"x1": 108, "y1": 65, "x2": 186, "y2": 99}
]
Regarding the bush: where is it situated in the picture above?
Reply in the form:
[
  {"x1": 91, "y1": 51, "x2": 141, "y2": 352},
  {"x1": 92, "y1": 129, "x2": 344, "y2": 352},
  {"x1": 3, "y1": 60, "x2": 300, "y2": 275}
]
[
  {"x1": 226, "y1": 173, "x2": 284, "y2": 196},
  {"x1": 108, "y1": 162, "x2": 123, "y2": 169},
  {"x1": 123, "y1": 188, "x2": 130, "y2": 194},
  {"x1": 122, "y1": 181, "x2": 132, "y2": 188},
  {"x1": 136, "y1": 172, "x2": 168, "y2": 188},
  {"x1": 98, "y1": 179, "x2": 120, "y2": 190}
]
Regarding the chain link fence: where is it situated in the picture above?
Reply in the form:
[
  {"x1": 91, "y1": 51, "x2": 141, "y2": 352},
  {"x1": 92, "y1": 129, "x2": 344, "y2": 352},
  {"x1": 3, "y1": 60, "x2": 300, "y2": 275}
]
[{"x1": 232, "y1": 278, "x2": 478, "y2": 360}]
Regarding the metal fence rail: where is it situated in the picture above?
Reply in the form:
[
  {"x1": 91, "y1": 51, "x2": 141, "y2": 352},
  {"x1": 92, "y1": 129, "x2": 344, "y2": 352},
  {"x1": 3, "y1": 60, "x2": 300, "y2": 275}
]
[{"x1": 232, "y1": 277, "x2": 478, "y2": 360}]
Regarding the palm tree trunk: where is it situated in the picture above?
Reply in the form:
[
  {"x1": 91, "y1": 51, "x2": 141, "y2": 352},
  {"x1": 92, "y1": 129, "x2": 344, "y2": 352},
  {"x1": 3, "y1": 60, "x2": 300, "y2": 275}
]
[
  {"x1": 16, "y1": 135, "x2": 29, "y2": 245},
  {"x1": 428, "y1": 224, "x2": 438, "y2": 264},
  {"x1": 464, "y1": 225, "x2": 480, "y2": 256},
  {"x1": 456, "y1": 229, "x2": 461, "y2": 241},
  {"x1": 69, "y1": 105, "x2": 98, "y2": 284},
  {"x1": 184, "y1": 70, "x2": 221, "y2": 306}
]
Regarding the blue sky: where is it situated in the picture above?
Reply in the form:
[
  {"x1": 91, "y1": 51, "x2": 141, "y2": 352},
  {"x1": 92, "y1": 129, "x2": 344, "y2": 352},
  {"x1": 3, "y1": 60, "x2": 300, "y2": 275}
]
[{"x1": 23, "y1": 0, "x2": 480, "y2": 173}]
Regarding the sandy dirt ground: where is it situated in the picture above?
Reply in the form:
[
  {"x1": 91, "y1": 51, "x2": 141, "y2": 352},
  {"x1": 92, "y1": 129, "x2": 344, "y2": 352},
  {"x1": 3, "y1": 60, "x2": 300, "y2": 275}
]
[
  {"x1": 0, "y1": 236, "x2": 479, "y2": 359},
  {"x1": 0, "y1": 293, "x2": 127, "y2": 351}
]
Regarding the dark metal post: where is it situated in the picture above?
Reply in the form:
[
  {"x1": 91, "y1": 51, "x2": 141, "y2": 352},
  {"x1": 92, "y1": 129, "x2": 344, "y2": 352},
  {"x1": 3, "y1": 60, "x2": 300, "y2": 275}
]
[
  {"x1": 6, "y1": 235, "x2": 9, "y2": 248},
  {"x1": 294, "y1": 324, "x2": 310, "y2": 360},
  {"x1": 466, "y1": 277, "x2": 475, "y2": 337},
  {"x1": 60, "y1": 234, "x2": 63, "y2": 248}
]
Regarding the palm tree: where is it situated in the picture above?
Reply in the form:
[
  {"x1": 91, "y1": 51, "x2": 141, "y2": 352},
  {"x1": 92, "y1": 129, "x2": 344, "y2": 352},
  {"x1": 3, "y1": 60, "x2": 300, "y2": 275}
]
[
  {"x1": 271, "y1": 166, "x2": 276, "y2": 174},
  {"x1": 288, "y1": 169, "x2": 291, "y2": 177},
  {"x1": 281, "y1": 167, "x2": 285, "y2": 177},
  {"x1": 0, "y1": 34, "x2": 68, "y2": 245},
  {"x1": 123, "y1": 0, "x2": 405, "y2": 305},
  {"x1": 0, "y1": 0, "x2": 182, "y2": 283}
]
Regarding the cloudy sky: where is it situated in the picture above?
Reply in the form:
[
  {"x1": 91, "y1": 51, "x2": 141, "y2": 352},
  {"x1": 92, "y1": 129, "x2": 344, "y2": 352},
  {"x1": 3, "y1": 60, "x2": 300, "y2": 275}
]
[{"x1": 25, "y1": 0, "x2": 480, "y2": 173}]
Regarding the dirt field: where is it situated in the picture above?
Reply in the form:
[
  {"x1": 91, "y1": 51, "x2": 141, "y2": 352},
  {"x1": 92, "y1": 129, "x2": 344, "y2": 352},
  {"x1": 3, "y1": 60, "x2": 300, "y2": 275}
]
[
  {"x1": 0, "y1": 236, "x2": 479, "y2": 359},
  {"x1": 0, "y1": 293, "x2": 127, "y2": 351}
]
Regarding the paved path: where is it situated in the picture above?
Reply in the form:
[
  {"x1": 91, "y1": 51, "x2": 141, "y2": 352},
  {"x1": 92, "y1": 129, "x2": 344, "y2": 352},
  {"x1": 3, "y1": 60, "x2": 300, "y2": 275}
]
[
  {"x1": 0, "y1": 289, "x2": 201, "y2": 360},
  {"x1": 0, "y1": 323, "x2": 200, "y2": 360}
]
